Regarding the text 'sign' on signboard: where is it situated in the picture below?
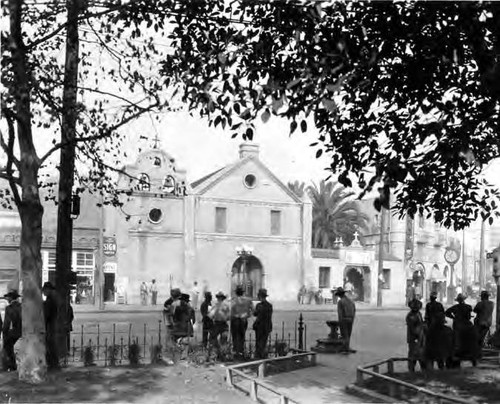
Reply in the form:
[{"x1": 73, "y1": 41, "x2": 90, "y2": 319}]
[{"x1": 103, "y1": 237, "x2": 117, "y2": 257}]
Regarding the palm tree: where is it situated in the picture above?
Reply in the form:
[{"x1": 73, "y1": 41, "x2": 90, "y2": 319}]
[
  {"x1": 287, "y1": 180, "x2": 306, "y2": 198},
  {"x1": 307, "y1": 180, "x2": 369, "y2": 248}
]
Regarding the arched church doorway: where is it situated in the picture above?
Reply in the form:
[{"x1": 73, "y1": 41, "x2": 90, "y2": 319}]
[
  {"x1": 412, "y1": 263, "x2": 425, "y2": 300},
  {"x1": 231, "y1": 256, "x2": 263, "y2": 299},
  {"x1": 344, "y1": 266, "x2": 371, "y2": 302}
]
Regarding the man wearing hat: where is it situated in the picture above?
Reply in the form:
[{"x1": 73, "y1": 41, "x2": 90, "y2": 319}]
[
  {"x1": 334, "y1": 287, "x2": 356, "y2": 353},
  {"x1": 473, "y1": 290, "x2": 494, "y2": 348},
  {"x1": 163, "y1": 288, "x2": 181, "y2": 347},
  {"x1": 406, "y1": 298, "x2": 426, "y2": 372},
  {"x1": 42, "y1": 281, "x2": 60, "y2": 369},
  {"x1": 200, "y1": 291, "x2": 213, "y2": 348},
  {"x1": 172, "y1": 293, "x2": 195, "y2": 341},
  {"x1": 208, "y1": 291, "x2": 231, "y2": 359},
  {"x1": 445, "y1": 293, "x2": 479, "y2": 363},
  {"x1": 2, "y1": 290, "x2": 21, "y2": 371},
  {"x1": 230, "y1": 285, "x2": 254, "y2": 359},
  {"x1": 253, "y1": 288, "x2": 273, "y2": 359},
  {"x1": 424, "y1": 291, "x2": 444, "y2": 329}
]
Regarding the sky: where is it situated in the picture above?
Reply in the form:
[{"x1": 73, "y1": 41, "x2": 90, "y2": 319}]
[{"x1": 120, "y1": 109, "x2": 331, "y2": 186}]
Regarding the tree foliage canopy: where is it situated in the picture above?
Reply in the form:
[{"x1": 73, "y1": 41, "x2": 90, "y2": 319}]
[{"x1": 162, "y1": 0, "x2": 500, "y2": 230}]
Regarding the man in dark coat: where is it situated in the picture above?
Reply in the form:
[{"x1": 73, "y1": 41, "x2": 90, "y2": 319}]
[
  {"x1": 230, "y1": 285, "x2": 253, "y2": 359},
  {"x1": 335, "y1": 287, "x2": 356, "y2": 353},
  {"x1": 445, "y1": 293, "x2": 480, "y2": 364},
  {"x1": 43, "y1": 281, "x2": 60, "y2": 369},
  {"x1": 172, "y1": 293, "x2": 195, "y2": 341},
  {"x1": 406, "y1": 298, "x2": 426, "y2": 372},
  {"x1": 253, "y1": 288, "x2": 273, "y2": 359},
  {"x1": 2, "y1": 290, "x2": 22, "y2": 371},
  {"x1": 425, "y1": 291, "x2": 445, "y2": 328},
  {"x1": 200, "y1": 292, "x2": 213, "y2": 348},
  {"x1": 473, "y1": 290, "x2": 494, "y2": 348}
]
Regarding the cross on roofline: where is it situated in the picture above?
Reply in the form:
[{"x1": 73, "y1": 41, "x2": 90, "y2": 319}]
[{"x1": 152, "y1": 133, "x2": 160, "y2": 149}]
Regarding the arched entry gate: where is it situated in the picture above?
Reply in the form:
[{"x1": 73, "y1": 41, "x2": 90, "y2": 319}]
[{"x1": 231, "y1": 256, "x2": 263, "y2": 299}]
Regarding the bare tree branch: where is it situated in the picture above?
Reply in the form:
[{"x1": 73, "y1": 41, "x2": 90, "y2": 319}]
[
  {"x1": 77, "y1": 86, "x2": 151, "y2": 109},
  {"x1": 39, "y1": 100, "x2": 162, "y2": 165}
]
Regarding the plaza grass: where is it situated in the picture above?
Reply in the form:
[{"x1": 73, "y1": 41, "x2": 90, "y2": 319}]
[{"x1": 0, "y1": 363, "x2": 251, "y2": 404}]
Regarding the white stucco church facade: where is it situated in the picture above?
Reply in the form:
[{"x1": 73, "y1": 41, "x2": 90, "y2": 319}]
[{"x1": 103, "y1": 143, "x2": 314, "y2": 304}]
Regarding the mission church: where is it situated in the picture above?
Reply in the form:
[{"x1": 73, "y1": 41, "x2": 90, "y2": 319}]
[{"x1": 102, "y1": 142, "x2": 314, "y2": 303}]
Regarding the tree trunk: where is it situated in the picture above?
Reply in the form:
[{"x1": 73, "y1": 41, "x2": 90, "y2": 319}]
[
  {"x1": 8, "y1": 0, "x2": 47, "y2": 383},
  {"x1": 17, "y1": 195, "x2": 46, "y2": 383},
  {"x1": 54, "y1": 0, "x2": 81, "y2": 362}
]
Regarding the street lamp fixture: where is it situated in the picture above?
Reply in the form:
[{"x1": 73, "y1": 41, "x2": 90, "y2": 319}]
[{"x1": 70, "y1": 194, "x2": 80, "y2": 220}]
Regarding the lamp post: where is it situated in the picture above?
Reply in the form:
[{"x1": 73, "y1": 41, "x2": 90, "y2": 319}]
[{"x1": 236, "y1": 245, "x2": 253, "y2": 296}]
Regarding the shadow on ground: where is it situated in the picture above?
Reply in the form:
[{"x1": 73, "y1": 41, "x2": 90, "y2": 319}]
[{"x1": 0, "y1": 364, "x2": 248, "y2": 404}]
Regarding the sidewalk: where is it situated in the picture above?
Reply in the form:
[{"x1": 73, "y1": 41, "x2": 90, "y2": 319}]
[{"x1": 73, "y1": 301, "x2": 408, "y2": 314}]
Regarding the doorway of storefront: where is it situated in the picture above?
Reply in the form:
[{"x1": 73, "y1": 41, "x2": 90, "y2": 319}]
[
  {"x1": 104, "y1": 273, "x2": 116, "y2": 302},
  {"x1": 231, "y1": 256, "x2": 263, "y2": 299}
]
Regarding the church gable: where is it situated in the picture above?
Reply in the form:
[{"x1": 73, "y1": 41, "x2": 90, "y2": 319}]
[{"x1": 199, "y1": 157, "x2": 301, "y2": 204}]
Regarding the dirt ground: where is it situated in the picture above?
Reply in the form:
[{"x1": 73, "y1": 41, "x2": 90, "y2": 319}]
[{"x1": 0, "y1": 363, "x2": 252, "y2": 404}]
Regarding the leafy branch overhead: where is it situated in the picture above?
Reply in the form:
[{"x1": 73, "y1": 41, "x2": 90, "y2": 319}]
[{"x1": 162, "y1": 0, "x2": 500, "y2": 230}]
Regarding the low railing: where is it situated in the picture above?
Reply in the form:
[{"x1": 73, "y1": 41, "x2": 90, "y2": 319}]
[
  {"x1": 356, "y1": 357, "x2": 474, "y2": 404},
  {"x1": 64, "y1": 314, "x2": 311, "y2": 366},
  {"x1": 226, "y1": 350, "x2": 316, "y2": 403}
]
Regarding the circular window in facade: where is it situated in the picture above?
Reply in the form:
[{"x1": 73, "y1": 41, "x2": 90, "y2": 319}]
[
  {"x1": 244, "y1": 174, "x2": 257, "y2": 189},
  {"x1": 148, "y1": 208, "x2": 163, "y2": 224}
]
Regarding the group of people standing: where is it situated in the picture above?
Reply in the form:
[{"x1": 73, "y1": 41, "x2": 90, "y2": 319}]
[
  {"x1": 163, "y1": 285, "x2": 273, "y2": 360},
  {"x1": 406, "y1": 290, "x2": 494, "y2": 372},
  {"x1": 0, "y1": 282, "x2": 74, "y2": 372},
  {"x1": 140, "y1": 279, "x2": 158, "y2": 306}
]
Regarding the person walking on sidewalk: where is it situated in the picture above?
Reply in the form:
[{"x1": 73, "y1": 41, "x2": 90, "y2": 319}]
[
  {"x1": 334, "y1": 287, "x2": 356, "y2": 353},
  {"x1": 200, "y1": 291, "x2": 213, "y2": 348},
  {"x1": 150, "y1": 279, "x2": 158, "y2": 306},
  {"x1": 230, "y1": 285, "x2": 253, "y2": 360},
  {"x1": 253, "y1": 288, "x2": 273, "y2": 359}
]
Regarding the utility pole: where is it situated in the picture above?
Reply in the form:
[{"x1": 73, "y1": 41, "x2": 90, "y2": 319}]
[
  {"x1": 377, "y1": 207, "x2": 387, "y2": 307},
  {"x1": 462, "y1": 229, "x2": 467, "y2": 293},
  {"x1": 479, "y1": 220, "x2": 485, "y2": 288},
  {"x1": 94, "y1": 187, "x2": 105, "y2": 310}
]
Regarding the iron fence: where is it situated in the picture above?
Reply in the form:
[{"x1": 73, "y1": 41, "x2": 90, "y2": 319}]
[{"x1": 64, "y1": 314, "x2": 309, "y2": 367}]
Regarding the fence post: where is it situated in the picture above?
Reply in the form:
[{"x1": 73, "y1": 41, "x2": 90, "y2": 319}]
[
  {"x1": 80, "y1": 324, "x2": 84, "y2": 360},
  {"x1": 280, "y1": 396, "x2": 289, "y2": 404},
  {"x1": 158, "y1": 319, "x2": 162, "y2": 346},
  {"x1": 298, "y1": 313, "x2": 304, "y2": 351},
  {"x1": 250, "y1": 380, "x2": 258, "y2": 401},
  {"x1": 226, "y1": 368, "x2": 233, "y2": 387},
  {"x1": 387, "y1": 359, "x2": 394, "y2": 375},
  {"x1": 356, "y1": 368, "x2": 364, "y2": 385},
  {"x1": 258, "y1": 362, "x2": 266, "y2": 378},
  {"x1": 97, "y1": 324, "x2": 100, "y2": 361}
]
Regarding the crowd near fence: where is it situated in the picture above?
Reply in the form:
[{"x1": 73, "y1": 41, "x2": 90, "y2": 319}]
[{"x1": 63, "y1": 314, "x2": 309, "y2": 367}]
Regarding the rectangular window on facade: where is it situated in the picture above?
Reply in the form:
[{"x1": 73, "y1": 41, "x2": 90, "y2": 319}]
[
  {"x1": 382, "y1": 268, "x2": 391, "y2": 289},
  {"x1": 318, "y1": 266, "x2": 331, "y2": 288},
  {"x1": 215, "y1": 207, "x2": 227, "y2": 233},
  {"x1": 271, "y1": 210, "x2": 281, "y2": 235}
]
